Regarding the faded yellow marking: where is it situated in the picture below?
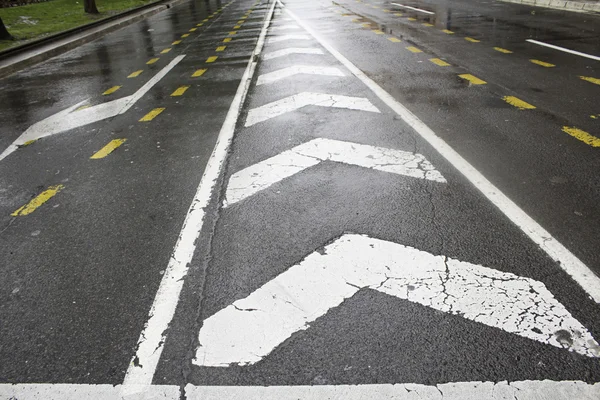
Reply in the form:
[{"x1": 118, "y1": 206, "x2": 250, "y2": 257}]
[
  {"x1": 192, "y1": 68, "x2": 207, "y2": 77},
  {"x1": 216, "y1": 46, "x2": 227, "y2": 52},
  {"x1": 206, "y1": 56, "x2": 218, "y2": 63},
  {"x1": 591, "y1": 115, "x2": 598, "y2": 119},
  {"x1": 373, "y1": 29, "x2": 385, "y2": 34},
  {"x1": 241, "y1": 16, "x2": 247, "y2": 19},
  {"x1": 90, "y1": 139, "x2": 126, "y2": 159},
  {"x1": 22, "y1": 139, "x2": 37, "y2": 146},
  {"x1": 429, "y1": 58, "x2": 450, "y2": 67},
  {"x1": 237, "y1": 20, "x2": 245, "y2": 24},
  {"x1": 128, "y1": 70, "x2": 143, "y2": 78},
  {"x1": 361, "y1": 23, "x2": 371, "y2": 28},
  {"x1": 75, "y1": 105, "x2": 90, "y2": 111},
  {"x1": 383, "y1": 9, "x2": 390, "y2": 12},
  {"x1": 140, "y1": 108, "x2": 166, "y2": 122},
  {"x1": 172, "y1": 40, "x2": 182, "y2": 45},
  {"x1": 197, "y1": 23, "x2": 204, "y2": 27},
  {"x1": 407, "y1": 17, "x2": 417, "y2": 21},
  {"x1": 562, "y1": 126, "x2": 600, "y2": 147},
  {"x1": 181, "y1": 33, "x2": 190, "y2": 38},
  {"x1": 503, "y1": 96, "x2": 536, "y2": 110},
  {"x1": 161, "y1": 48, "x2": 172, "y2": 54},
  {"x1": 147, "y1": 58, "x2": 159, "y2": 64},
  {"x1": 388, "y1": 37, "x2": 401, "y2": 43},
  {"x1": 530, "y1": 59, "x2": 555, "y2": 67},
  {"x1": 442, "y1": 29, "x2": 454, "y2": 34},
  {"x1": 102, "y1": 86, "x2": 122, "y2": 95},
  {"x1": 229, "y1": 31, "x2": 237, "y2": 35},
  {"x1": 352, "y1": 18, "x2": 361, "y2": 22},
  {"x1": 11, "y1": 185, "x2": 64, "y2": 217},
  {"x1": 580, "y1": 76, "x2": 600, "y2": 86},
  {"x1": 459, "y1": 74, "x2": 487, "y2": 85},
  {"x1": 422, "y1": 23, "x2": 434, "y2": 27},
  {"x1": 189, "y1": 28, "x2": 197, "y2": 32},
  {"x1": 171, "y1": 85, "x2": 190, "y2": 96},
  {"x1": 223, "y1": 37, "x2": 232, "y2": 43},
  {"x1": 234, "y1": 25, "x2": 241, "y2": 29},
  {"x1": 494, "y1": 47, "x2": 512, "y2": 54},
  {"x1": 203, "y1": 18, "x2": 208, "y2": 22},
  {"x1": 394, "y1": 13, "x2": 403, "y2": 16},
  {"x1": 465, "y1": 37, "x2": 480, "y2": 43},
  {"x1": 406, "y1": 46, "x2": 422, "y2": 53}
]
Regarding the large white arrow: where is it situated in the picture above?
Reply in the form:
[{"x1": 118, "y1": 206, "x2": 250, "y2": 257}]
[
  {"x1": 245, "y1": 92, "x2": 380, "y2": 126},
  {"x1": 0, "y1": 55, "x2": 185, "y2": 162},
  {"x1": 257, "y1": 65, "x2": 344, "y2": 85},
  {"x1": 224, "y1": 138, "x2": 445, "y2": 207},
  {"x1": 194, "y1": 234, "x2": 600, "y2": 367}
]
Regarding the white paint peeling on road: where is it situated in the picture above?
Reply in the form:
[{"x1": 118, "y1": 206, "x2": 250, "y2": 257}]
[
  {"x1": 224, "y1": 138, "x2": 445, "y2": 206},
  {"x1": 194, "y1": 234, "x2": 599, "y2": 367},
  {"x1": 256, "y1": 65, "x2": 344, "y2": 85},
  {"x1": 263, "y1": 47, "x2": 324, "y2": 60},
  {"x1": 245, "y1": 92, "x2": 380, "y2": 126},
  {"x1": 268, "y1": 34, "x2": 310, "y2": 43}
]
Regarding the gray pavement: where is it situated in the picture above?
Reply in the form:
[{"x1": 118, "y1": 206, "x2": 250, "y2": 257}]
[{"x1": 0, "y1": 0, "x2": 599, "y2": 398}]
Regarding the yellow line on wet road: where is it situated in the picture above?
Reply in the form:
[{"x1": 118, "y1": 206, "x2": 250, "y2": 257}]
[
  {"x1": 171, "y1": 85, "x2": 190, "y2": 96},
  {"x1": 181, "y1": 33, "x2": 190, "y2": 38},
  {"x1": 161, "y1": 48, "x2": 172, "y2": 54},
  {"x1": 90, "y1": 139, "x2": 126, "y2": 159},
  {"x1": 580, "y1": 76, "x2": 600, "y2": 85},
  {"x1": 562, "y1": 126, "x2": 600, "y2": 147},
  {"x1": 189, "y1": 28, "x2": 197, "y2": 32},
  {"x1": 128, "y1": 70, "x2": 143, "y2": 78},
  {"x1": 429, "y1": 58, "x2": 450, "y2": 66},
  {"x1": 388, "y1": 37, "x2": 401, "y2": 43},
  {"x1": 406, "y1": 46, "x2": 422, "y2": 53},
  {"x1": 234, "y1": 25, "x2": 242, "y2": 29},
  {"x1": 494, "y1": 47, "x2": 512, "y2": 54},
  {"x1": 394, "y1": 12, "x2": 403, "y2": 16},
  {"x1": 422, "y1": 23, "x2": 434, "y2": 27},
  {"x1": 223, "y1": 37, "x2": 232, "y2": 43},
  {"x1": 442, "y1": 29, "x2": 454, "y2": 34},
  {"x1": 140, "y1": 108, "x2": 165, "y2": 122},
  {"x1": 373, "y1": 29, "x2": 384, "y2": 34},
  {"x1": 229, "y1": 31, "x2": 237, "y2": 35},
  {"x1": 216, "y1": 46, "x2": 227, "y2": 52},
  {"x1": 465, "y1": 37, "x2": 480, "y2": 43},
  {"x1": 197, "y1": 23, "x2": 203, "y2": 27},
  {"x1": 172, "y1": 40, "x2": 182, "y2": 45},
  {"x1": 203, "y1": 18, "x2": 208, "y2": 22},
  {"x1": 12, "y1": 185, "x2": 64, "y2": 217},
  {"x1": 459, "y1": 74, "x2": 486, "y2": 85},
  {"x1": 147, "y1": 58, "x2": 159, "y2": 64},
  {"x1": 503, "y1": 96, "x2": 536, "y2": 110},
  {"x1": 530, "y1": 59, "x2": 555, "y2": 67},
  {"x1": 102, "y1": 86, "x2": 121, "y2": 95},
  {"x1": 237, "y1": 20, "x2": 245, "y2": 24},
  {"x1": 206, "y1": 56, "x2": 218, "y2": 63},
  {"x1": 407, "y1": 17, "x2": 417, "y2": 21}
]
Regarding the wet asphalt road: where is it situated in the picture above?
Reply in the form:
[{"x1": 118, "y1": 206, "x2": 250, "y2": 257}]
[{"x1": 0, "y1": 0, "x2": 600, "y2": 397}]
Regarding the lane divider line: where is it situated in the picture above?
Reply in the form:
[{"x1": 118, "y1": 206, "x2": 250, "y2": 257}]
[
  {"x1": 172, "y1": 40, "x2": 182, "y2": 45},
  {"x1": 388, "y1": 37, "x2": 401, "y2": 43},
  {"x1": 90, "y1": 139, "x2": 126, "y2": 159},
  {"x1": 102, "y1": 86, "x2": 121, "y2": 95},
  {"x1": 459, "y1": 73, "x2": 487, "y2": 85},
  {"x1": 206, "y1": 56, "x2": 218, "y2": 63},
  {"x1": 147, "y1": 58, "x2": 159, "y2": 65},
  {"x1": 580, "y1": 76, "x2": 600, "y2": 86},
  {"x1": 223, "y1": 37, "x2": 232, "y2": 43},
  {"x1": 562, "y1": 126, "x2": 600, "y2": 147},
  {"x1": 503, "y1": 96, "x2": 536, "y2": 110},
  {"x1": 429, "y1": 58, "x2": 450, "y2": 66},
  {"x1": 161, "y1": 48, "x2": 172, "y2": 54},
  {"x1": 128, "y1": 70, "x2": 143, "y2": 78},
  {"x1": 192, "y1": 68, "x2": 207, "y2": 77},
  {"x1": 406, "y1": 46, "x2": 422, "y2": 53},
  {"x1": 181, "y1": 33, "x2": 190, "y2": 38},
  {"x1": 494, "y1": 47, "x2": 512, "y2": 54},
  {"x1": 530, "y1": 59, "x2": 555, "y2": 67},
  {"x1": 526, "y1": 39, "x2": 600, "y2": 61},
  {"x1": 139, "y1": 108, "x2": 165, "y2": 122},
  {"x1": 442, "y1": 29, "x2": 454, "y2": 34},
  {"x1": 216, "y1": 46, "x2": 227, "y2": 52},
  {"x1": 171, "y1": 86, "x2": 190, "y2": 97},
  {"x1": 465, "y1": 37, "x2": 480, "y2": 43},
  {"x1": 11, "y1": 185, "x2": 64, "y2": 217}
]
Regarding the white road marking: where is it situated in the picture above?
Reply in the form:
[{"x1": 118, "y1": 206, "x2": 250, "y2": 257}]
[
  {"x1": 195, "y1": 234, "x2": 599, "y2": 367},
  {"x1": 245, "y1": 92, "x2": 380, "y2": 126},
  {"x1": 120, "y1": 0, "x2": 277, "y2": 391},
  {"x1": 2, "y1": 381, "x2": 599, "y2": 399},
  {"x1": 280, "y1": 1, "x2": 600, "y2": 303},
  {"x1": 526, "y1": 39, "x2": 600, "y2": 61},
  {"x1": 0, "y1": 56, "x2": 185, "y2": 162},
  {"x1": 263, "y1": 47, "x2": 324, "y2": 60},
  {"x1": 224, "y1": 138, "x2": 445, "y2": 206},
  {"x1": 256, "y1": 65, "x2": 344, "y2": 85},
  {"x1": 270, "y1": 24, "x2": 300, "y2": 30},
  {"x1": 391, "y1": 2, "x2": 435, "y2": 14},
  {"x1": 268, "y1": 34, "x2": 310, "y2": 43}
]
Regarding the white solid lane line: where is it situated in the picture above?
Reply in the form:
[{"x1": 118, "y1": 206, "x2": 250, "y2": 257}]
[
  {"x1": 120, "y1": 0, "x2": 277, "y2": 391},
  {"x1": 262, "y1": 47, "x2": 324, "y2": 60},
  {"x1": 280, "y1": 1, "x2": 600, "y2": 304},
  {"x1": 256, "y1": 65, "x2": 344, "y2": 85},
  {"x1": 268, "y1": 34, "x2": 310, "y2": 42},
  {"x1": 526, "y1": 39, "x2": 600, "y2": 61},
  {"x1": 391, "y1": 2, "x2": 435, "y2": 14}
]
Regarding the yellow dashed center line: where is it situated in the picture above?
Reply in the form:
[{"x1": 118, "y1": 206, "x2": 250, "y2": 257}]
[
  {"x1": 206, "y1": 56, "x2": 218, "y2": 63},
  {"x1": 383, "y1": 9, "x2": 390, "y2": 12},
  {"x1": 147, "y1": 58, "x2": 159, "y2": 65},
  {"x1": 373, "y1": 30, "x2": 385, "y2": 34},
  {"x1": 192, "y1": 68, "x2": 207, "y2": 77},
  {"x1": 429, "y1": 58, "x2": 451, "y2": 67},
  {"x1": 459, "y1": 74, "x2": 487, "y2": 85},
  {"x1": 203, "y1": 18, "x2": 208, "y2": 22},
  {"x1": 140, "y1": 108, "x2": 165, "y2": 122},
  {"x1": 361, "y1": 23, "x2": 371, "y2": 28},
  {"x1": 465, "y1": 37, "x2": 480, "y2": 43},
  {"x1": 171, "y1": 85, "x2": 190, "y2": 97},
  {"x1": 407, "y1": 17, "x2": 417, "y2": 21},
  {"x1": 503, "y1": 96, "x2": 536, "y2": 110},
  {"x1": 102, "y1": 86, "x2": 122, "y2": 95},
  {"x1": 223, "y1": 37, "x2": 232, "y2": 43},
  {"x1": 388, "y1": 37, "x2": 401, "y2": 43},
  {"x1": 128, "y1": 70, "x2": 143, "y2": 78},
  {"x1": 406, "y1": 46, "x2": 422, "y2": 53},
  {"x1": 75, "y1": 105, "x2": 90, "y2": 111},
  {"x1": 580, "y1": 76, "x2": 600, "y2": 85},
  {"x1": 241, "y1": 16, "x2": 247, "y2": 19},
  {"x1": 442, "y1": 29, "x2": 454, "y2": 34},
  {"x1": 161, "y1": 48, "x2": 172, "y2": 54},
  {"x1": 172, "y1": 40, "x2": 182, "y2": 45},
  {"x1": 181, "y1": 33, "x2": 190, "y2": 38},
  {"x1": 422, "y1": 23, "x2": 434, "y2": 27},
  {"x1": 562, "y1": 126, "x2": 600, "y2": 147},
  {"x1": 216, "y1": 46, "x2": 227, "y2": 52},
  {"x1": 234, "y1": 25, "x2": 242, "y2": 29},
  {"x1": 394, "y1": 13, "x2": 403, "y2": 16},
  {"x1": 530, "y1": 59, "x2": 555, "y2": 67},
  {"x1": 11, "y1": 185, "x2": 64, "y2": 217},
  {"x1": 237, "y1": 20, "x2": 245, "y2": 24},
  {"x1": 197, "y1": 23, "x2": 204, "y2": 27},
  {"x1": 229, "y1": 31, "x2": 237, "y2": 35},
  {"x1": 189, "y1": 28, "x2": 197, "y2": 32},
  {"x1": 494, "y1": 47, "x2": 512, "y2": 54},
  {"x1": 90, "y1": 139, "x2": 126, "y2": 159}
]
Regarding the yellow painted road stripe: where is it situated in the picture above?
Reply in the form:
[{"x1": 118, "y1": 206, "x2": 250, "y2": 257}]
[
  {"x1": 361, "y1": 23, "x2": 371, "y2": 28},
  {"x1": 206, "y1": 56, "x2": 218, "y2": 63},
  {"x1": 197, "y1": 23, "x2": 203, "y2": 26},
  {"x1": 203, "y1": 18, "x2": 208, "y2": 22},
  {"x1": 422, "y1": 23, "x2": 434, "y2": 27},
  {"x1": 562, "y1": 126, "x2": 600, "y2": 147},
  {"x1": 147, "y1": 58, "x2": 159, "y2": 64},
  {"x1": 580, "y1": 76, "x2": 600, "y2": 85},
  {"x1": 171, "y1": 85, "x2": 190, "y2": 96},
  {"x1": 407, "y1": 17, "x2": 417, "y2": 21},
  {"x1": 90, "y1": 139, "x2": 126, "y2": 159},
  {"x1": 494, "y1": 47, "x2": 512, "y2": 54},
  {"x1": 465, "y1": 37, "x2": 480, "y2": 43},
  {"x1": 234, "y1": 25, "x2": 241, "y2": 29},
  {"x1": 140, "y1": 108, "x2": 166, "y2": 122},
  {"x1": 189, "y1": 28, "x2": 197, "y2": 32},
  {"x1": 12, "y1": 185, "x2": 64, "y2": 217},
  {"x1": 459, "y1": 74, "x2": 487, "y2": 85},
  {"x1": 128, "y1": 70, "x2": 143, "y2": 78},
  {"x1": 442, "y1": 29, "x2": 454, "y2": 34},
  {"x1": 241, "y1": 16, "x2": 247, "y2": 19},
  {"x1": 503, "y1": 96, "x2": 536, "y2": 110},
  {"x1": 373, "y1": 29, "x2": 384, "y2": 34},
  {"x1": 530, "y1": 59, "x2": 555, "y2": 67},
  {"x1": 161, "y1": 48, "x2": 172, "y2": 54},
  {"x1": 383, "y1": 9, "x2": 390, "y2": 12},
  {"x1": 181, "y1": 33, "x2": 190, "y2": 38},
  {"x1": 429, "y1": 58, "x2": 450, "y2": 66},
  {"x1": 172, "y1": 40, "x2": 182, "y2": 45},
  {"x1": 223, "y1": 37, "x2": 232, "y2": 43},
  {"x1": 388, "y1": 37, "x2": 401, "y2": 43},
  {"x1": 216, "y1": 46, "x2": 226, "y2": 52},
  {"x1": 75, "y1": 105, "x2": 90, "y2": 111},
  {"x1": 102, "y1": 86, "x2": 121, "y2": 95},
  {"x1": 237, "y1": 20, "x2": 245, "y2": 24},
  {"x1": 406, "y1": 46, "x2": 422, "y2": 53},
  {"x1": 229, "y1": 31, "x2": 237, "y2": 35},
  {"x1": 192, "y1": 68, "x2": 207, "y2": 77},
  {"x1": 394, "y1": 13, "x2": 403, "y2": 16}
]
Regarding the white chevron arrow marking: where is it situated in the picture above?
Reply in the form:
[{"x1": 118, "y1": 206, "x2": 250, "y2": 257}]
[
  {"x1": 245, "y1": 92, "x2": 380, "y2": 126},
  {"x1": 224, "y1": 138, "x2": 445, "y2": 207},
  {"x1": 256, "y1": 65, "x2": 344, "y2": 85},
  {"x1": 263, "y1": 47, "x2": 324, "y2": 60},
  {"x1": 194, "y1": 234, "x2": 600, "y2": 367},
  {"x1": 0, "y1": 55, "x2": 185, "y2": 162},
  {"x1": 268, "y1": 34, "x2": 310, "y2": 43}
]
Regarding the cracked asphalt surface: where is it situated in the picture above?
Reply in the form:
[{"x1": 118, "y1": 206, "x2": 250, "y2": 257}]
[{"x1": 1, "y1": 0, "x2": 600, "y2": 397}]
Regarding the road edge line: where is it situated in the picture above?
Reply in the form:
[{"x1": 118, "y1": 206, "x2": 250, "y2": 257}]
[
  {"x1": 279, "y1": 0, "x2": 600, "y2": 304},
  {"x1": 121, "y1": 0, "x2": 278, "y2": 389}
]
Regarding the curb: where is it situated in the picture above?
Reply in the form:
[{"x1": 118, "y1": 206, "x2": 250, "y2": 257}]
[
  {"x1": 0, "y1": 0, "x2": 185, "y2": 79},
  {"x1": 499, "y1": 0, "x2": 600, "y2": 13}
]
